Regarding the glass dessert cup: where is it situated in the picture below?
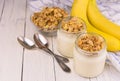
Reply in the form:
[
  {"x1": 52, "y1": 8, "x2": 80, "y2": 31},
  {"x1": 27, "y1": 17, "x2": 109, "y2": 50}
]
[
  {"x1": 57, "y1": 16, "x2": 86, "y2": 57},
  {"x1": 73, "y1": 33, "x2": 107, "y2": 78}
]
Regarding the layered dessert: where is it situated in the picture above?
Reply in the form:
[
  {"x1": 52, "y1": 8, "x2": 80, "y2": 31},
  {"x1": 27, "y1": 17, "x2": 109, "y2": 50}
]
[
  {"x1": 57, "y1": 16, "x2": 86, "y2": 57},
  {"x1": 73, "y1": 33, "x2": 107, "y2": 77}
]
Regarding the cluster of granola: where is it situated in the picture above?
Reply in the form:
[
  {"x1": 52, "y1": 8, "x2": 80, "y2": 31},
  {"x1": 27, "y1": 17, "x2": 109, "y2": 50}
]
[
  {"x1": 32, "y1": 7, "x2": 68, "y2": 31},
  {"x1": 62, "y1": 17, "x2": 85, "y2": 33},
  {"x1": 77, "y1": 34, "x2": 104, "y2": 52}
]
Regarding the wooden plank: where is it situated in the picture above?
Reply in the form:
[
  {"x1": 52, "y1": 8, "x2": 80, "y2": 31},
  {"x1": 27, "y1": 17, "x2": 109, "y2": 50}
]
[
  {"x1": 52, "y1": 37, "x2": 89, "y2": 81},
  {"x1": 0, "y1": 0, "x2": 27, "y2": 23},
  {"x1": 23, "y1": 49, "x2": 55, "y2": 81},
  {"x1": 0, "y1": 0, "x2": 5, "y2": 20},
  {"x1": 0, "y1": 0, "x2": 27, "y2": 81},
  {"x1": 0, "y1": 0, "x2": 14, "y2": 24},
  {"x1": 0, "y1": 23, "x2": 24, "y2": 81},
  {"x1": 22, "y1": 7, "x2": 55, "y2": 81}
]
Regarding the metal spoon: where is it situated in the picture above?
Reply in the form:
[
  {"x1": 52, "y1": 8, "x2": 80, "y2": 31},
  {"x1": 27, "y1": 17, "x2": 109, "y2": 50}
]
[
  {"x1": 34, "y1": 33, "x2": 71, "y2": 73},
  {"x1": 17, "y1": 36, "x2": 69, "y2": 63},
  {"x1": 17, "y1": 36, "x2": 36, "y2": 49}
]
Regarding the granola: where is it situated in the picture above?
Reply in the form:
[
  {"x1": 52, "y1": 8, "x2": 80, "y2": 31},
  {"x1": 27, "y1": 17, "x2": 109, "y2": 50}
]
[
  {"x1": 77, "y1": 34, "x2": 104, "y2": 52},
  {"x1": 61, "y1": 17, "x2": 85, "y2": 33},
  {"x1": 32, "y1": 7, "x2": 68, "y2": 31}
]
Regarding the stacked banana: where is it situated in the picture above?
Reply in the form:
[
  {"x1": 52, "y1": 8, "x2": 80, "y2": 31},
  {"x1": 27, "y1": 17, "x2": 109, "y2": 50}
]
[{"x1": 71, "y1": 0, "x2": 120, "y2": 51}]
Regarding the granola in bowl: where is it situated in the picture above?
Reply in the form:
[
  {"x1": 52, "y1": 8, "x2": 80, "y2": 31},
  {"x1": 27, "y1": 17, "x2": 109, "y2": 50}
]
[{"x1": 31, "y1": 7, "x2": 68, "y2": 36}]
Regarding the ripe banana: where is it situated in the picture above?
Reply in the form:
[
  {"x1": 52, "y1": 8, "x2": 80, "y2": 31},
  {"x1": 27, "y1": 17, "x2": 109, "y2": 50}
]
[
  {"x1": 71, "y1": 0, "x2": 120, "y2": 51},
  {"x1": 87, "y1": 0, "x2": 120, "y2": 40}
]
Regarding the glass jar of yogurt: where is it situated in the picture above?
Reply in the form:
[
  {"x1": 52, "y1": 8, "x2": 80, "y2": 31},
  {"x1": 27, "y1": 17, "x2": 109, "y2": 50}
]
[
  {"x1": 57, "y1": 16, "x2": 86, "y2": 57},
  {"x1": 73, "y1": 33, "x2": 107, "y2": 77}
]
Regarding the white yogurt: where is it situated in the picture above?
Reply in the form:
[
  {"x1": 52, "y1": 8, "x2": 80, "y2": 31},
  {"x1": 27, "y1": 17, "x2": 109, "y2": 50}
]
[
  {"x1": 57, "y1": 30, "x2": 78, "y2": 57},
  {"x1": 57, "y1": 16, "x2": 86, "y2": 57},
  {"x1": 73, "y1": 33, "x2": 107, "y2": 77}
]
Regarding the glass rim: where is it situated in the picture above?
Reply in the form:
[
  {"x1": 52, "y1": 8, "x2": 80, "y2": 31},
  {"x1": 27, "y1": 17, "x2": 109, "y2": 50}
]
[
  {"x1": 75, "y1": 32, "x2": 107, "y2": 56},
  {"x1": 58, "y1": 16, "x2": 87, "y2": 34}
]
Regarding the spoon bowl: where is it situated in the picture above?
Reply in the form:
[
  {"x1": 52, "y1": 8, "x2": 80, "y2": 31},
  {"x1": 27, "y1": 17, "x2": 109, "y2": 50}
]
[
  {"x1": 17, "y1": 35, "x2": 69, "y2": 63},
  {"x1": 33, "y1": 33, "x2": 48, "y2": 49},
  {"x1": 17, "y1": 36, "x2": 36, "y2": 49}
]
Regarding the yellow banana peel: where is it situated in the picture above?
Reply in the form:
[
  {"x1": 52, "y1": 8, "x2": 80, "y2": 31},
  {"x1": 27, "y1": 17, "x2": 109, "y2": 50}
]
[
  {"x1": 71, "y1": 0, "x2": 120, "y2": 51},
  {"x1": 87, "y1": 0, "x2": 120, "y2": 40}
]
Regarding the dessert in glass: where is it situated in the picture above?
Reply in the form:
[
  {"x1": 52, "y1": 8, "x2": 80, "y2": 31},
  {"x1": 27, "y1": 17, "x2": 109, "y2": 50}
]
[
  {"x1": 57, "y1": 16, "x2": 86, "y2": 57},
  {"x1": 73, "y1": 33, "x2": 107, "y2": 77}
]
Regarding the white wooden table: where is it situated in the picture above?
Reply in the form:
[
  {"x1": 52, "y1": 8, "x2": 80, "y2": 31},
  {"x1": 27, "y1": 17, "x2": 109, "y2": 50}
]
[{"x1": 0, "y1": 0, "x2": 120, "y2": 81}]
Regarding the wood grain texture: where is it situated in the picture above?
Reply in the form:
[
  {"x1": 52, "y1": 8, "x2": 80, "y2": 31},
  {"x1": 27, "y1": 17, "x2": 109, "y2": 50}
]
[
  {"x1": 22, "y1": 5, "x2": 55, "y2": 81},
  {"x1": 0, "y1": 0, "x2": 120, "y2": 81},
  {"x1": 0, "y1": 0, "x2": 5, "y2": 21},
  {"x1": 0, "y1": 0, "x2": 26, "y2": 81}
]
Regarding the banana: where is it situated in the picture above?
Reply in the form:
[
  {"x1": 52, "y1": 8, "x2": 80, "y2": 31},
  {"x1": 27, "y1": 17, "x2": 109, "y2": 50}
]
[
  {"x1": 87, "y1": 0, "x2": 120, "y2": 40},
  {"x1": 71, "y1": 0, "x2": 120, "y2": 51}
]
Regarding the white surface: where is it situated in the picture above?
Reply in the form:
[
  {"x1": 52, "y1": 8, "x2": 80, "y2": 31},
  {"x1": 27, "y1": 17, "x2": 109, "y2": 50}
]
[{"x1": 0, "y1": 0, "x2": 120, "y2": 81}]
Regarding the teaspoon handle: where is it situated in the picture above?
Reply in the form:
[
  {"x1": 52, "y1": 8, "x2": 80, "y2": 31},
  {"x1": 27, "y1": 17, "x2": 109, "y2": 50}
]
[
  {"x1": 45, "y1": 48, "x2": 69, "y2": 63},
  {"x1": 55, "y1": 57, "x2": 71, "y2": 73},
  {"x1": 44, "y1": 48, "x2": 71, "y2": 72},
  {"x1": 54, "y1": 54, "x2": 69, "y2": 63}
]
